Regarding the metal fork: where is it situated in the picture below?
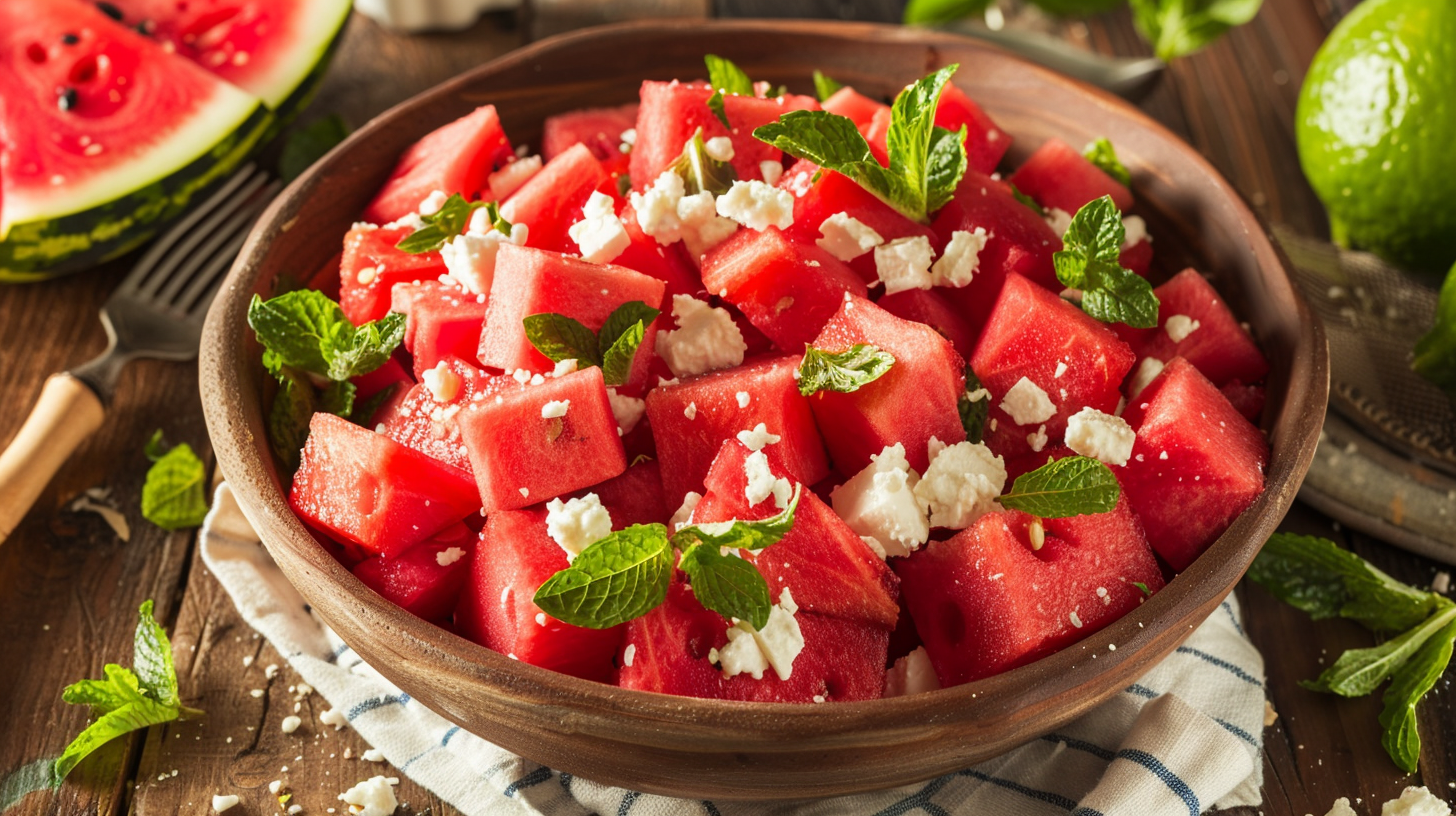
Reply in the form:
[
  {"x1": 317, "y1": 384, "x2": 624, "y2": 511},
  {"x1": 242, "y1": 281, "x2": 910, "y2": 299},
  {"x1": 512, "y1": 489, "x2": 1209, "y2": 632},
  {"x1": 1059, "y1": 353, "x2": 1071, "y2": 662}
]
[{"x1": 0, "y1": 164, "x2": 281, "y2": 543}]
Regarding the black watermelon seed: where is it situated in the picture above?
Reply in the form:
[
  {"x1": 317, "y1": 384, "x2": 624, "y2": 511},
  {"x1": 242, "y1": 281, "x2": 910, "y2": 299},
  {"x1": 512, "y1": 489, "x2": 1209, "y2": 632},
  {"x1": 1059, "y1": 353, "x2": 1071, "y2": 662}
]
[
  {"x1": 61, "y1": 33, "x2": 80, "y2": 45},
  {"x1": 95, "y1": 2, "x2": 124, "y2": 21},
  {"x1": 58, "y1": 87, "x2": 78, "y2": 112},
  {"x1": 134, "y1": 19, "x2": 154, "y2": 35}
]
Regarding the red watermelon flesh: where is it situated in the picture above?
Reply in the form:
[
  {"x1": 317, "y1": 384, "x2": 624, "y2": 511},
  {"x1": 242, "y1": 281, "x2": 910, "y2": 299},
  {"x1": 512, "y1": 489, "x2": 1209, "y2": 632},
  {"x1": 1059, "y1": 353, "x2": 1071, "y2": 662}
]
[
  {"x1": 457, "y1": 366, "x2": 627, "y2": 512},
  {"x1": 629, "y1": 81, "x2": 818, "y2": 191},
  {"x1": 1119, "y1": 357, "x2": 1268, "y2": 571},
  {"x1": 1116, "y1": 268, "x2": 1270, "y2": 388},
  {"x1": 477, "y1": 244, "x2": 666, "y2": 386},
  {"x1": 500, "y1": 143, "x2": 608, "y2": 254},
  {"x1": 1221, "y1": 380, "x2": 1266, "y2": 422},
  {"x1": 934, "y1": 84, "x2": 1012, "y2": 175},
  {"x1": 351, "y1": 353, "x2": 412, "y2": 403},
  {"x1": 1120, "y1": 238, "x2": 1153, "y2": 277},
  {"x1": 645, "y1": 354, "x2": 829, "y2": 507},
  {"x1": 821, "y1": 86, "x2": 887, "y2": 127},
  {"x1": 699, "y1": 226, "x2": 867, "y2": 351},
  {"x1": 573, "y1": 459, "x2": 670, "y2": 528},
  {"x1": 931, "y1": 171, "x2": 1063, "y2": 334},
  {"x1": 876, "y1": 288, "x2": 978, "y2": 362},
  {"x1": 351, "y1": 522, "x2": 474, "y2": 623},
  {"x1": 454, "y1": 508, "x2": 622, "y2": 682},
  {"x1": 616, "y1": 202, "x2": 704, "y2": 304},
  {"x1": 542, "y1": 103, "x2": 638, "y2": 162},
  {"x1": 288, "y1": 413, "x2": 481, "y2": 558},
  {"x1": 339, "y1": 223, "x2": 447, "y2": 325},
  {"x1": 895, "y1": 501, "x2": 1162, "y2": 686},
  {"x1": 972, "y1": 273, "x2": 1136, "y2": 459},
  {"x1": 390, "y1": 279, "x2": 487, "y2": 378},
  {"x1": 1007, "y1": 138, "x2": 1134, "y2": 215},
  {"x1": 808, "y1": 297, "x2": 967, "y2": 475},
  {"x1": 362, "y1": 105, "x2": 514, "y2": 224},
  {"x1": 695, "y1": 439, "x2": 901, "y2": 629},
  {"x1": 616, "y1": 578, "x2": 889, "y2": 702},
  {"x1": 377, "y1": 356, "x2": 507, "y2": 473}
]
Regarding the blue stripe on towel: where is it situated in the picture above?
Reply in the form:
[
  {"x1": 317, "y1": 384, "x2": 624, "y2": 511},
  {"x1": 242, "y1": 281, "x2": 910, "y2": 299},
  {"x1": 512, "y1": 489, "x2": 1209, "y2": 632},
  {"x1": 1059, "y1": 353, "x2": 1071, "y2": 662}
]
[
  {"x1": 347, "y1": 694, "x2": 409, "y2": 720},
  {"x1": 502, "y1": 766, "x2": 552, "y2": 798},
  {"x1": 1042, "y1": 733, "x2": 1115, "y2": 761},
  {"x1": 1174, "y1": 646, "x2": 1262, "y2": 687},
  {"x1": 1115, "y1": 749, "x2": 1199, "y2": 816}
]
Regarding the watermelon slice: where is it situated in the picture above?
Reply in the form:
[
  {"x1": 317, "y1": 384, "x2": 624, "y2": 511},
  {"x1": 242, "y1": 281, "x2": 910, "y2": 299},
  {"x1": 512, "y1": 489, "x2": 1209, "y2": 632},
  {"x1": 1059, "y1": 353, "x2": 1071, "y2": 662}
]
[
  {"x1": 338, "y1": 223, "x2": 448, "y2": 325},
  {"x1": 389, "y1": 279, "x2": 488, "y2": 378},
  {"x1": 1007, "y1": 138, "x2": 1134, "y2": 215},
  {"x1": 352, "y1": 522, "x2": 475, "y2": 623},
  {"x1": 820, "y1": 86, "x2": 886, "y2": 127},
  {"x1": 1115, "y1": 268, "x2": 1270, "y2": 388},
  {"x1": 362, "y1": 105, "x2": 515, "y2": 225},
  {"x1": 499, "y1": 143, "x2": 608, "y2": 254},
  {"x1": 542, "y1": 103, "x2": 638, "y2": 162}
]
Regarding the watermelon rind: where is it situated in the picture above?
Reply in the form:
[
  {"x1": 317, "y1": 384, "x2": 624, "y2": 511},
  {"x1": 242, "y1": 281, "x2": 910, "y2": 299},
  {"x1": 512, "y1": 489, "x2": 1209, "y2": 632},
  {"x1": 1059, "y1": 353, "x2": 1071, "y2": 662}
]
[{"x1": 244, "y1": 0, "x2": 355, "y2": 111}]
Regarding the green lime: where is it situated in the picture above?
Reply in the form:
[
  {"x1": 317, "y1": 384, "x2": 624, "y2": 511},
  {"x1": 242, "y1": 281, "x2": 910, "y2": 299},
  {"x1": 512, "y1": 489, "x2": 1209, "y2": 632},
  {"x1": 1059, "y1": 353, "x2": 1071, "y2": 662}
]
[{"x1": 1296, "y1": 0, "x2": 1456, "y2": 274}]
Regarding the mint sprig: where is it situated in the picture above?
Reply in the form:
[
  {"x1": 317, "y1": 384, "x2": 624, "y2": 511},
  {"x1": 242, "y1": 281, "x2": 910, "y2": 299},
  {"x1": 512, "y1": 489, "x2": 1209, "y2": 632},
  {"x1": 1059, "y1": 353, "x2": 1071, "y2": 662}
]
[
  {"x1": 1129, "y1": 0, "x2": 1264, "y2": 62},
  {"x1": 753, "y1": 64, "x2": 968, "y2": 223},
  {"x1": 52, "y1": 601, "x2": 201, "y2": 786},
  {"x1": 672, "y1": 484, "x2": 801, "y2": 553},
  {"x1": 140, "y1": 431, "x2": 209, "y2": 530},
  {"x1": 679, "y1": 545, "x2": 772, "y2": 630},
  {"x1": 1054, "y1": 196, "x2": 1159, "y2": 329},
  {"x1": 1247, "y1": 533, "x2": 1456, "y2": 772},
  {"x1": 523, "y1": 301, "x2": 661, "y2": 387},
  {"x1": 668, "y1": 128, "x2": 738, "y2": 196},
  {"x1": 705, "y1": 54, "x2": 756, "y2": 129},
  {"x1": 395, "y1": 193, "x2": 502, "y2": 254},
  {"x1": 994, "y1": 455, "x2": 1120, "y2": 518},
  {"x1": 812, "y1": 70, "x2": 843, "y2": 103},
  {"x1": 1083, "y1": 137, "x2": 1131, "y2": 187},
  {"x1": 797, "y1": 343, "x2": 896, "y2": 396}
]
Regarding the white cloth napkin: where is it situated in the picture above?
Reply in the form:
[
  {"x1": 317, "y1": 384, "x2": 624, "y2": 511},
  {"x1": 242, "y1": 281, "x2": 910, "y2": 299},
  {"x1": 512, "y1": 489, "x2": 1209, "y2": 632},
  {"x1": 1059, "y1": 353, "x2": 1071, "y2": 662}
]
[{"x1": 202, "y1": 483, "x2": 1268, "y2": 815}]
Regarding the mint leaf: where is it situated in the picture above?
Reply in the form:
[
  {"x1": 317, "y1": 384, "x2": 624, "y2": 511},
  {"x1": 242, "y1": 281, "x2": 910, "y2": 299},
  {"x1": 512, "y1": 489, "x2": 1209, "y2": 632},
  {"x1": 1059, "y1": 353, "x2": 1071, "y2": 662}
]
[
  {"x1": 668, "y1": 128, "x2": 738, "y2": 196},
  {"x1": 1054, "y1": 196, "x2": 1159, "y2": 329},
  {"x1": 53, "y1": 696, "x2": 176, "y2": 786},
  {"x1": 598, "y1": 301, "x2": 661, "y2": 355},
  {"x1": 601, "y1": 320, "x2": 645, "y2": 387},
  {"x1": 280, "y1": 114, "x2": 350, "y2": 183},
  {"x1": 1009, "y1": 183, "x2": 1044, "y2": 215},
  {"x1": 995, "y1": 455, "x2": 1120, "y2": 518},
  {"x1": 319, "y1": 379, "x2": 356, "y2": 418},
  {"x1": 903, "y1": 0, "x2": 994, "y2": 24},
  {"x1": 395, "y1": 193, "x2": 486, "y2": 254},
  {"x1": 754, "y1": 110, "x2": 905, "y2": 199},
  {"x1": 958, "y1": 366, "x2": 989, "y2": 443},
  {"x1": 671, "y1": 484, "x2": 802, "y2": 552},
  {"x1": 1083, "y1": 137, "x2": 1131, "y2": 187},
  {"x1": 1247, "y1": 534, "x2": 1438, "y2": 632},
  {"x1": 132, "y1": 600, "x2": 180, "y2": 707},
  {"x1": 926, "y1": 125, "x2": 969, "y2": 213},
  {"x1": 533, "y1": 525, "x2": 674, "y2": 629},
  {"x1": 1129, "y1": 0, "x2": 1263, "y2": 61},
  {"x1": 812, "y1": 70, "x2": 843, "y2": 102},
  {"x1": 886, "y1": 64, "x2": 957, "y2": 215},
  {"x1": 1412, "y1": 260, "x2": 1456, "y2": 396},
  {"x1": 268, "y1": 367, "x2": 316, "y2": 473},
  {"x1": 247, "y1": 291, "x2": 404, "y2": 382},
  {"x1": 1303, "y1": 602, "x2": 1456, "y2": 697},
  {"x1": 1379, "y1": 615, "x2": 1456, "y2": 772},
  {"x1": 141, "y1": 438, "x2": 209, "y2": 530},
  {"x1": 796, "y1": 343, "x2": 896, "y2": 396},
  {"x1": 143, "y1": 430, "x2": 168, "y2": 463},
  {"x1": 705, "y1": 54, "x2": 754, "y2": 130},
  {"x1": 324, "y1": 312, "x2": 405, "y2": 382},
  {"x1": 523, "y1": 312, "x2": 601, "y2": 366},
  {"x1": 679, "y1": 545, "x2": 772, "y2": 630},
  {"x1": 1132, "y1": 581, "x2": 1153, "y2": 597}
]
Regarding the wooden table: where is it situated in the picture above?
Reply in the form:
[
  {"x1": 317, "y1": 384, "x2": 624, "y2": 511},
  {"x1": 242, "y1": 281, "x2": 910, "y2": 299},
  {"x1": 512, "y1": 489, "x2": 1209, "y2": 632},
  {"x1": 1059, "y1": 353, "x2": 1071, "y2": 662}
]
[{"x1": 1, "y1": 2, "x2": 1449, "y2": 813}]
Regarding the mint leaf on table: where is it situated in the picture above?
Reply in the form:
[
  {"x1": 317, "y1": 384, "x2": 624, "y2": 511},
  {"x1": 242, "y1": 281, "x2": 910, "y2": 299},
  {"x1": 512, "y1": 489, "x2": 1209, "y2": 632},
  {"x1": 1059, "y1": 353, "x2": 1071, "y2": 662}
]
[
  {"x1": 1054, "y1": 195, "x2": 1160, "y2": 328},
  {"x1": 1412, "y1": 260, "x2": 1456, "y2": 396},
  {"x1": 812, "y1": 70, "x2": 843, "y2": 102},
  {"x1": 532, "y1": 525, "x2": 674, "y2": 629},
  {"x1": 1128, "y1": 0, "x2": 1264, "y2": 61},
  {"x1": 52, "y1": 601, "x2": 199, "y2": 786},
  {"x1": 705, "y1": 54, "x2": 756, "y2": 129},
  {"x1": 958, "y1": 366, "x2": 989, "y2": 443},
  {"x1": 1380, "y1": 616, "x2": 1456, "y2": 772},
  {"x1": 671, "y1": 484, "x2": 802, "y2": 553},
  {"x1": 796, "y1": 343, "x2": 896, "y2": 396},
  {"x1": 667, "y1": 128, "x2": 738, "y2": 196},
  {"x1": 524, "y1": 312, "x2": 602, "y2": 366},
  {"x1": 1303, "y1": 602, "x2": 1456, "y2": 698},
  {"x1": 679, "y1": 545, "x2": 773, "y2": 630},
  {"x1": 1083, "y1": 137, "x2": 1132, "y2": 187},
  {"x1": 994, "y1": 455, "x2": 1120, "y2": 518},
  {"x1": 395, "y1": 193, "x2": 491, "y2": 254},
  {"x1": 280, "y1": 114, "x2": 351, "y2": 183},
  {"x1": 140, "y1": 434, "x2": 209, "y2": 531},
  {"x1": 902, "y1": 0, "x2": 993, "y2": 25}
]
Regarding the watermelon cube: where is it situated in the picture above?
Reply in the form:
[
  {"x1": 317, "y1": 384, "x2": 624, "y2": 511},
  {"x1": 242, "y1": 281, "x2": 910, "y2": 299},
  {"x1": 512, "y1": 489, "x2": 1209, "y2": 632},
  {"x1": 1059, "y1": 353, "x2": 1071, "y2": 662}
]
[
  {"x1": 934, "y1": 83, "x2": 1013, "y2": 175},
  {"x1": 351, "y1": 522, "x2": 475, "y2": 622},
  {"x1": 1118, "y1": 357, "x2": 1268, "y2": 571},
  {"x1": 289, "y1": 413, "x2": 481, "y2": 558},
  {"x1": 363, "y1": 105, "x2": 515, "y2": 224},
  {"x1": 377, "y1": 355, "x2": 508, "y2": 473},
  {"x1": 931, "y1": 171, "x2": 1063, "y2": 333},
  {"x1": 616, "y1": 202, "x2": 705, "y2": 304},
  {"x1": 1221, "y1": 380, "x2": 1267, "y2": 422},
  {"x1": 339, "y1": 224, "x2": 448, "y2": 325},
  {"x1": 499, "y1": 143, "x2": 610, "y2": 254},
  {"x1": 350, "y1": 354, "x2": 413, "y2": 403},
  {"x1": 644, "y1": 354, "x2": 829, "y2": 506},
  {"x1": 574, "y1": 459, "x2": 670, "y2": 528},
  {"x1": 971, "y1": 274, "x2": 1136, "y2": 459},
  {"x1": 542, "y1": 103, "x2": 639, "y2": 162},
  {"x1": 454, "y1": 507, "x2": 622, "y2": 682},
  {"x1": 457, "y1": 366, "x2": 627, "y2": 512},
  {"x1": 821, "y1": 86, "x2": 887, "y2": 127},
  {"x1": 1007, "y1": 138, "x2": 1134, "y2": 215},
  {"x1": 1120, "y1": 237, "x2": 1154, "y2": 277},
  {"x1": 694, "y1": 439, "x2": 900, "y2": 629},
  {"x1": 615, "y1": 579, "x2": 890, "y2": 702},
  {"x1": 808, "y1": 297, "x2": 967, "y2": 475},
  {"x1": 699, "y1": 227, "x2": 867, "y2": 351},
  {"x1": 876, "y1": 288, "x2": 978, "y2": 361},
  {"x1": 390, "y1": 280, "x2": 488, "y2": 378},
  {"x1": 1116, "y1": 268, "x2": 1270, "y2": 388},
  {"x1": 895, "y1": 498, "x2": 1163, "y2": 686},
  {"x1": 477, "y1": 244, "x2": 666, "y2": 385}
]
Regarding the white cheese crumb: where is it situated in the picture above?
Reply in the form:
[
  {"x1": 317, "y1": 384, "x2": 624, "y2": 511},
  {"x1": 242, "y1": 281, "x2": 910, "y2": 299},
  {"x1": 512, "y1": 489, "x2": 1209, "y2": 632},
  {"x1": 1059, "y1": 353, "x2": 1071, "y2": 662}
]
[
  {"x1": 704, "y1": 136, "x2": 735, "y2": 163},
  {"x1": 1000, "y1": 377, "x2": 1057, "y2": 426},
  {"x1": 250, "y1": 689, "x2": 265, "y2": 698},
  {"x1": 541, "y1": 400, "x2": 570, "y2": 419},
  {"x1": 269, "y1": 780, "x2": 284, "y2": 795},
  {"x1": 1128, "y1": 357, "x2": 1165, "y2": 398},
  {"x1": 1122, "y1": 214, "x2": 1149, "y2": 248},
  {"x1": 265, "y1": 664, "x2": 280, "y2": 680},
  {"x1": 440, "y1": 228, "x2": 511, "y2": 296},
  {"x1": 1027, "y1": 424, "x2": 1049, "y2": 453},
  {"x1": 568, "y1": 190, "x2": 631, "y2": 264},
  {"x1": 830, "y1": 443, "x2": 929, "y2": 558},
  {"x1": 656, "y1": 294, "x2": 747, "y2": 377},
  {"x1": 669, "y1": 491, "x2": 702, "y2": 532},
  {"x1": 816, "y1": 212, "x2": 883, "y2": 261},
  {"x1": 435, "y1": 547, "x2": 466, "y2": 567},
  {"x1": 874, "y1": 235, "x2": 935, "y2": 295},
  {"x1": 1065, "y1": 407, "x2": 1137, "y2": 466},
  {"x1": 422, "y1": 362, "x2": 462, "y2": 403},
  {"x1": 913, "y1": 441, "x2": 1007, "y2": 529},
  {"x1": 859, "y1": 534, "x2": 888, "y2": 559},
  {"x1": 362, "y1": 749, "x2": 385, "y2": 763},
  {"x1": 623, "y1": 643, "x2": 637, "y2": 667},
  {"x1": 1380, "y1": 786, "x2": 1451, "y2": 816},
  {"x1": 883, "y1": 646, "x2": 941, "y2": 697},
  {"x1": 243, "y1": 655, "x2": 254, "y2": 668},
  {"x1": 544, "y1": 494, "x2": 613, "y2": 562},
  {"x1": 487, "y1": 154, "x2": 542, "y2": 200},
  {"x1": 929, "y1": 228, "x2": 989, "y2": 288},
  {"x1": 519, "y1": 487, "x2": 530, "y2": 498},
  {"x1": 417, "y1": 189, "x2": 448, "y2": 216},
  {"x1": 281, "y1": 715, "x2": 302, "y2": 734},
  {"x1": 535, "y1": 612, "x2": 547, "y2": 626},
  {"x1": 68, "y1": 493, "x2": 131, "y2": 542},
  {"x1": 735, "y1": 391, "x2": 750, "y2": 408},
  {"x1": 553, "y1": 358, "x2": 579, "y2": 377},
  {"x1": 743, "y1": 451, "x2": 792, "y2": 510},
  {"x1": 337, "y1": 775, "x2": 397, "y2": 816},
  {"x1": 1433, "y1": 571, "x2": 1451, "y2": 594},
  {"x1": 320, "y1": 708, "x2": 348, "y2": 730},
  {"x1": 630, "y1": 171, "x2": 689, "y2": 245},
  {"x1": 759, "y1": 159, "x2": 784, "y2": 186},
  {"x1": 1164, "y1": 314, "x2": 1202, "y2": 343},
  {"x1": 716, "y1": 180, "x2": 795, "y2": 231},
  {"x1": 1054, "y1": 361, "x2": 1068, "y2": 378},
  {"x1": 1069, "y1": 610, "x2": 1083, "y2": 628},
  {"x1": 619, "y1": 128, "x2": 637, "y2": 146},
  {"x1": 1044, "y1": 207, "x2": 1073, "y2": 237},
  {"x1": 212, "y1": 794, "x2": 240, "y2": 812},
  {"x1": 736, "y1": 422, "x2": 782, "y2": 452},
  {"x1": 606, "y1": 388, "x2": 646, "y2": 435},
  {"x1": 718, "y1": 588, "x2": 804, "y2": 681},
  {"x1": 684, "y1": 401, "x2": 698, "y2": 420}
]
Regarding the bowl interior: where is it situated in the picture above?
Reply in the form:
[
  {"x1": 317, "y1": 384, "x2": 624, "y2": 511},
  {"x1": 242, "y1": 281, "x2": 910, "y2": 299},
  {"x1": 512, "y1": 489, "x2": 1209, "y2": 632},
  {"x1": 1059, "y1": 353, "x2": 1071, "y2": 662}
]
[{"x1": 201, "y1": 19, "x2": 1328, "y2": 800}]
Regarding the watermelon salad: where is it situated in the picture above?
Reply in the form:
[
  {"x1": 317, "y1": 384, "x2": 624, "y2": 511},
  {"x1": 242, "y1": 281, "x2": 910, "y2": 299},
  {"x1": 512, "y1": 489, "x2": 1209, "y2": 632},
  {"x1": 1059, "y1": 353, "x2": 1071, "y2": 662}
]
[
  {"x1": 249, "y1": 57, "x2": 1273, "y2": 703},
  {"x1": 0, "y1": 0, "x2": 352, "y2": 281}
]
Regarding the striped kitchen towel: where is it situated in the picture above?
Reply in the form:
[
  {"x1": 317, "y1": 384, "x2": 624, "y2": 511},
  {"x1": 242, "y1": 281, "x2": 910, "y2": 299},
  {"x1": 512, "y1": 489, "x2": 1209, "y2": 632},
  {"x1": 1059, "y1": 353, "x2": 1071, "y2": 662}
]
[{"x1": 201, "y1": 482, "x2": 1268, "y2": 816}]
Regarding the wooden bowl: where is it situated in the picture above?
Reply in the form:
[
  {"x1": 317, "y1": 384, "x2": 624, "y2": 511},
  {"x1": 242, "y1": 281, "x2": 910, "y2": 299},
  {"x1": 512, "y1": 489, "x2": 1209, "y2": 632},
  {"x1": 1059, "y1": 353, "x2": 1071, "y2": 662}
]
[{"x1": 201, "y1": 20, "x2": 1329, "y2": 800}]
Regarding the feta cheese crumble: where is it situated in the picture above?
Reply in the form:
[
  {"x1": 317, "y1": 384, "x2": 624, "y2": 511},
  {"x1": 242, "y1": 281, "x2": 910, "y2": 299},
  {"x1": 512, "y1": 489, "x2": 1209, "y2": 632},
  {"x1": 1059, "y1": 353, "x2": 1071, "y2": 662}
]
[
  {"x1": 717, "y1": 588, "x2": 805, "y2": 681},
  {"x1": 606, "y1": 388, "x2": 646, "y2": 435},
  {"x1": 436, "y1": 547, "x2": 466, "y2": 567},
  {"x1": 1065, "y1": 407, "x2": 1136, "y2": 466},
  {"x1": 541, "y1": 400, "x2": 570, "y2": 419},
  {"x1": 874, "y1": 235, "x2": 935, "y2": 295},
  {"x1": 929, "y1": 228, "x2": 989, "y2": 288},
  {"x1": 913, "y1": 441, "x2": 1007, "y2": 529},
  {"x1": 1044, "y1": 207, "x2": 1073, "y2": 237},
  {"x1": 1122, "y1": 214, "x2": 1149, "y2": 248},
  {"x1": 656, "y1": 294, "x2": 747, "y2": 377},
  {"x1": 669, "y1": 491, "x2": 701, "y2": 531},
  {"x1": 816, "y1": 212, "x2": 884, "y2": 261},
  {"x1": 1378, "y1": 786, "x2": 1452, "y2": 816},
  {"x1": 544, "y1": 494, "x2": 613, "y2": 561},
  {"x1": 735, "y1": 390, "x2": 750, "y2": 408},
  {"x1": 623, "y1": 643, "x2": 637, "y2": 667},
  {"x1": 212, "y1": 795, "x2": 240, "y2": 812},
  {"x1": 440, "y1": 225, "x2": 521, "y2": 296},
  {"x1": 1027, "y1": 424, "x2": 1049, "y2": 453},
  {"x1": 281, "y1": 715, "x2": 302, "y2": 734},
  {"x1": 1164, "y1": 314, "x2": 1202, "y2": 343},
  {"x1": 1128, "y1": 357, "x2": 1165, "y2": 398},
  {"x1": 487, "y1": 155, "x2": 542, "y2": 200},
  {"x1": 422, "y1": 361, "x2": 462, "y2": 403},
  {"x1": 830, "y1": 443, "x2": 929, "y2": 558},
  {"x1": 567, "y1": 191, "x2": 631, "y2": 263},
  {"x1": 704, "y1": 136, "x2": 735, "y2": 163},
  {"x1": 337, "y1": 776, "x2": 399, "y2": 816},
  {"x1": 743, "y1": 451, "x2": 793, "y2": 509},
  {"x1": 1000, "y1": 377, "x2": 1057, "y2": 426},
  {"x1": 759, "y1": 159, "x2": 784, "y2": 186},
  {"x1": 715, "y1": 180, "x2": 795, "y2": 231},
  {"x1": 320, "y1": 708, "x2": 348, "y2": 730},
  {"x1": 736, "y1": 422, "x2": 782, "y2": 451},
  {"x1": 883, "y1": 646, "x2": 941, "y2": 697},
  {"x1": 417, "y1": 189, "x2": 448, "y2": 216},
  {"x1": 675, "y1": 191, "x2": 740, "y2": 257}
]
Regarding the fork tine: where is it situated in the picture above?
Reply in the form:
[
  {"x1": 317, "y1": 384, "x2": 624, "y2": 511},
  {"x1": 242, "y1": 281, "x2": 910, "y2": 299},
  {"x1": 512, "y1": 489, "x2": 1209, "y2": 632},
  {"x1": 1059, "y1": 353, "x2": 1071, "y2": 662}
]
[
  {"x1": 133, "y1": 172, "x2": 271, "y2": 299},
  {"x1": 154, "y1": 181, "x2": 277, "y2": 307},
  {"x1": 173, "y1": 183, "x2": 280, "y2": 315},
  {"x1": 118, "y1": 163, "x2": 263, "y2": 294},
  {"x1": 179, "y1": 230, "x2": 249, "y2": 318}
]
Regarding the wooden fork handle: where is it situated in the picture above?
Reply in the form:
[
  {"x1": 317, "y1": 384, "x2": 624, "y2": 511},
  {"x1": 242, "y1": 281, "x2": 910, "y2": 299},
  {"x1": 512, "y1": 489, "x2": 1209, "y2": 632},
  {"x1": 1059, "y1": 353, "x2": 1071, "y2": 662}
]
[{"x1": 0, "y1": 373, "x2": 106, "y2": 544}]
